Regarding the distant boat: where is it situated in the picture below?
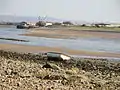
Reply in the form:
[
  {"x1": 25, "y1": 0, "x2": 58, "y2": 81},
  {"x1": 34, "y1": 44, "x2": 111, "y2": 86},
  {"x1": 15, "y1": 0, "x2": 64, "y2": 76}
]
[
  {"x1": 16, "y1": 22, "x2": 30, "y2": 29},
  {"x1": 16, "y1": 22, "x2": 37, "y2": 29}
]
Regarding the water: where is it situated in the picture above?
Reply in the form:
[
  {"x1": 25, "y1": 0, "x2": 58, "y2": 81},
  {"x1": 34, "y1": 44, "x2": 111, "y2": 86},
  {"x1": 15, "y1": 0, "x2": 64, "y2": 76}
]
[{"x1": 0, "y1": 27, "x2": 120, "y2": 54}]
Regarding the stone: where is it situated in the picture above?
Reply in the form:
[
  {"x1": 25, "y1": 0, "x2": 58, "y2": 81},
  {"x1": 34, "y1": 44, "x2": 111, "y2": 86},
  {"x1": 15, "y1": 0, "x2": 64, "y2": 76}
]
[{"x1": 42, "y1": 63, "x2": 61, "y2": 70}]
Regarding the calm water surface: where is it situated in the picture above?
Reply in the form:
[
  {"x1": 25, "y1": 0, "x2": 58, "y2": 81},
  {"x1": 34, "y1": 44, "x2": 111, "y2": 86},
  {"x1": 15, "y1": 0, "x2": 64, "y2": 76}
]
[{"x1": 0, "y1": 27, "x2": 120, "y2": 54}]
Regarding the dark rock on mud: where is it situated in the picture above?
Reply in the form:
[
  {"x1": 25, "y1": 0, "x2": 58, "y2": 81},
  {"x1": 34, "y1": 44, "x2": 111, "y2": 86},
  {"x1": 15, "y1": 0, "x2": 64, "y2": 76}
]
[{"x1": 42, "y1": 63, "x2": 61, "y2": 70}]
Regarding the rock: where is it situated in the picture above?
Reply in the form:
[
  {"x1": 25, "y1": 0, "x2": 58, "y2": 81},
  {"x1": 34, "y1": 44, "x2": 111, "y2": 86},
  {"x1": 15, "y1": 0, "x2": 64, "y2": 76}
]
[
  {"x1": 42, "y1": 63, "x2": 61, "y2": 70},
  {"x1": 71, "y1": 67, "x2": 79, "y2": 74},
  {"x1": 5, "y1": 69, "x2": 12, "y2": 75},
  {"x1": 47, "y1": 88, "x2": 51, "y2": 90},
  {"x1": 17, "y1": 82, "x2": 22, "y2": 87},
  {"x1": 65, "y1": 70, "x2": 75, "y2": 75},
  {"x1": 44, "y1": 74, "x2": 64, "y2": 80},
  {"x1": 65, "y1": 67, "x2": 79, "y2": 75}
]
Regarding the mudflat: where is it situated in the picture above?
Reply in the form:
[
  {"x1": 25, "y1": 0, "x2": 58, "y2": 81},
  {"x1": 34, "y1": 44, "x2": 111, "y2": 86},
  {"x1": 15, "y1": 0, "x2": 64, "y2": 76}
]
[
  {"x1": 0, "y1": 27, "x2": 120, "y2": 89},
  {"x1": 0, "y1": 43, "x2": 120, "y2": 58},
  {"x1": 22, "y1": 28, "x2": 120, "y2": 39},
  {"x1": 0, "y1": 27, "x2": 120, "y2": 58}
]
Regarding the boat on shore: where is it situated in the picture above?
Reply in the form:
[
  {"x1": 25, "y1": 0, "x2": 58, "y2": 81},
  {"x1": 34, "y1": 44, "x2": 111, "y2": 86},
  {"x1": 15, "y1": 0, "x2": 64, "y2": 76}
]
[
  {"x1": 16, "y1": 22, "x2": 37, "y2": 29},
  {"x1": 16, "y1": 22, "x2": 29, "y2": 29}
]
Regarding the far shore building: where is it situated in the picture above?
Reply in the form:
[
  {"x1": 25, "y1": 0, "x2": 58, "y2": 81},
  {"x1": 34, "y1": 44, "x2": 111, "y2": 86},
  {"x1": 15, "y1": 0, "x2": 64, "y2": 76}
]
[
  {"x1": 27, "y1": 22, "x2": 36, "y2": 26},
  {"x1": 94, "y1": 23, "x2": 110, "y2": 27},
  {"x1": 106, "y1": 24, "x2": 120, "y2": 28},
  {"x1": 45, "y1": 22, "x2": 53, "y2": 27}
]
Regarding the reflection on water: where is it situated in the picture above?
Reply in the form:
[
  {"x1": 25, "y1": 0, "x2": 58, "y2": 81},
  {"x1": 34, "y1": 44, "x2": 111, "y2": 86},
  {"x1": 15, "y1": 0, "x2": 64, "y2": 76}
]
[{"x1": 0, "y1": 27, "x2": 120, "y2": 53}]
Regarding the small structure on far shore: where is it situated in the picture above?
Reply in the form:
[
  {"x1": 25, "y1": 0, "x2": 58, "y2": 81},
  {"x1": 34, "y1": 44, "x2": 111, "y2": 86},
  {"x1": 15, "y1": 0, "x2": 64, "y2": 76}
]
[
  {"x1": 45, "y1": 22, "x2": 53, "y2": 27},
  {"x1": 106, "y1": 24, "x2": 120, "y2": 28},
  {"x1": 94, "y1": 23, "x2": 110, "y2": 27}
]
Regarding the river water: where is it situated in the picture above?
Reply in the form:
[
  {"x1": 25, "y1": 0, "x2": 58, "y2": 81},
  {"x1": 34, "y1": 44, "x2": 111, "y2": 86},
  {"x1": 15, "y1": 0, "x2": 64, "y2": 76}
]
[{"x1": 0, "y1": 27, "x2": 120, "y2": 55}]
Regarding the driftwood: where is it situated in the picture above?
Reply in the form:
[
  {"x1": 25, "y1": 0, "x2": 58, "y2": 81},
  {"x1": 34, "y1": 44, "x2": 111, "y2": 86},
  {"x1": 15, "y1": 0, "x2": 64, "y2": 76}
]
[{"x1": 0, "y1": 37, "x2": 29, "y2": 42}]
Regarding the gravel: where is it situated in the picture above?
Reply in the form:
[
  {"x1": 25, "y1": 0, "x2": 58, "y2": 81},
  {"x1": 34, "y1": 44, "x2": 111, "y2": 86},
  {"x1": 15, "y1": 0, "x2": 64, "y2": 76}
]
[{"x1": 0, "y1": 50, "x2": 120, "y2": 90}]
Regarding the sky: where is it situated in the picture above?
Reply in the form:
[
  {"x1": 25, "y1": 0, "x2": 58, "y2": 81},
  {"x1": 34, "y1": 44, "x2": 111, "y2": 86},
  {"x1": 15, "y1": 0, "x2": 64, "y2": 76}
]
[{"x1": 0, "y1": 0, "x2": 120, "y2": 23}]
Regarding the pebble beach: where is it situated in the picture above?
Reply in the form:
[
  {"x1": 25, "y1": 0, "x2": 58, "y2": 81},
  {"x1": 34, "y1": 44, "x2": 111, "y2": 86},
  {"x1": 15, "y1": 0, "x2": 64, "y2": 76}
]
[{"x1": 0, "y1": 50, "x2": 120, "y2": 90}]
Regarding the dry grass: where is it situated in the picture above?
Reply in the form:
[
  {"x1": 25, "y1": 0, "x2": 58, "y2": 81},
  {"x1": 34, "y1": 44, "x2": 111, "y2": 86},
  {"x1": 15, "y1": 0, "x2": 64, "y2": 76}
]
[{"x1": 69, "y1": 26, "x2": 120, "y2": 31}]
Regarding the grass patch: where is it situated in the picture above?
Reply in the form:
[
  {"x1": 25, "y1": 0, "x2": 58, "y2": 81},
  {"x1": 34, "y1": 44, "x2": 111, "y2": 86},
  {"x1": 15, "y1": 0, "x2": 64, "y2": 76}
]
[{"x1": 69, "y1": 26, "x2": 120, "y2": 31}]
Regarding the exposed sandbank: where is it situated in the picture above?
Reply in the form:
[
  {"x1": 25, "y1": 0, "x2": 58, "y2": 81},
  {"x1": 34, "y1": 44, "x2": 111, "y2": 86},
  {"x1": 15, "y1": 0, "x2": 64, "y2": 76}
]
[{"x1": 22, "y1": 28, "x2": 120, "y2": 39}]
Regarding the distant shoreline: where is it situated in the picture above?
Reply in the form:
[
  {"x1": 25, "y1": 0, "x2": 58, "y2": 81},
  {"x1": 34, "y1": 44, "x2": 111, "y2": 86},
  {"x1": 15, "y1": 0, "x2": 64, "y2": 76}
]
[{"x1": 0, "y1": 25, "x2": 15, "y2": 28}]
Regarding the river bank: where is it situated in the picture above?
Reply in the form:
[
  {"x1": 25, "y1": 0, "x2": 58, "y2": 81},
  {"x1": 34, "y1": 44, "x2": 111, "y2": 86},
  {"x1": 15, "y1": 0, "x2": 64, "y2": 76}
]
[{"x1": 0, "y1": 50, "x2": 120, "y2": 90}]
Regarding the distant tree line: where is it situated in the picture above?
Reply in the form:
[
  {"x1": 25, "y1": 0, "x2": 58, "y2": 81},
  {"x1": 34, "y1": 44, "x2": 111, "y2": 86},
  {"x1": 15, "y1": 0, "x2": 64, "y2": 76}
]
[
  {"x1": 0, "y1": 22, "x2": 19, "y2": 25},
  {"x1": 63, "y1": 21, "x2": 73, "y2": 25}
]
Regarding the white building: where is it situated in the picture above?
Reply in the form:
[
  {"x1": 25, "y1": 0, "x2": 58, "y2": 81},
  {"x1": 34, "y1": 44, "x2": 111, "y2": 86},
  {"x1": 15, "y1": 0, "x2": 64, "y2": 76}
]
[
  {"x1": 45, "y1": 22, "x2": 53, "y2": 27},
  {"x1": 106, "y1": 24, "x2": 120, "y2": 28},
  {"x1": 27, "y1": 22, "x2": 36, "y2": 26}
]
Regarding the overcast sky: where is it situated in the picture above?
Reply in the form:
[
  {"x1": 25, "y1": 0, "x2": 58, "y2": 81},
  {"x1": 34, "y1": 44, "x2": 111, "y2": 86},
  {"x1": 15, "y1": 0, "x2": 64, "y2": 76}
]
[{"x1": 0, "y1": 0, "x2": 120, "y2": 22}]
